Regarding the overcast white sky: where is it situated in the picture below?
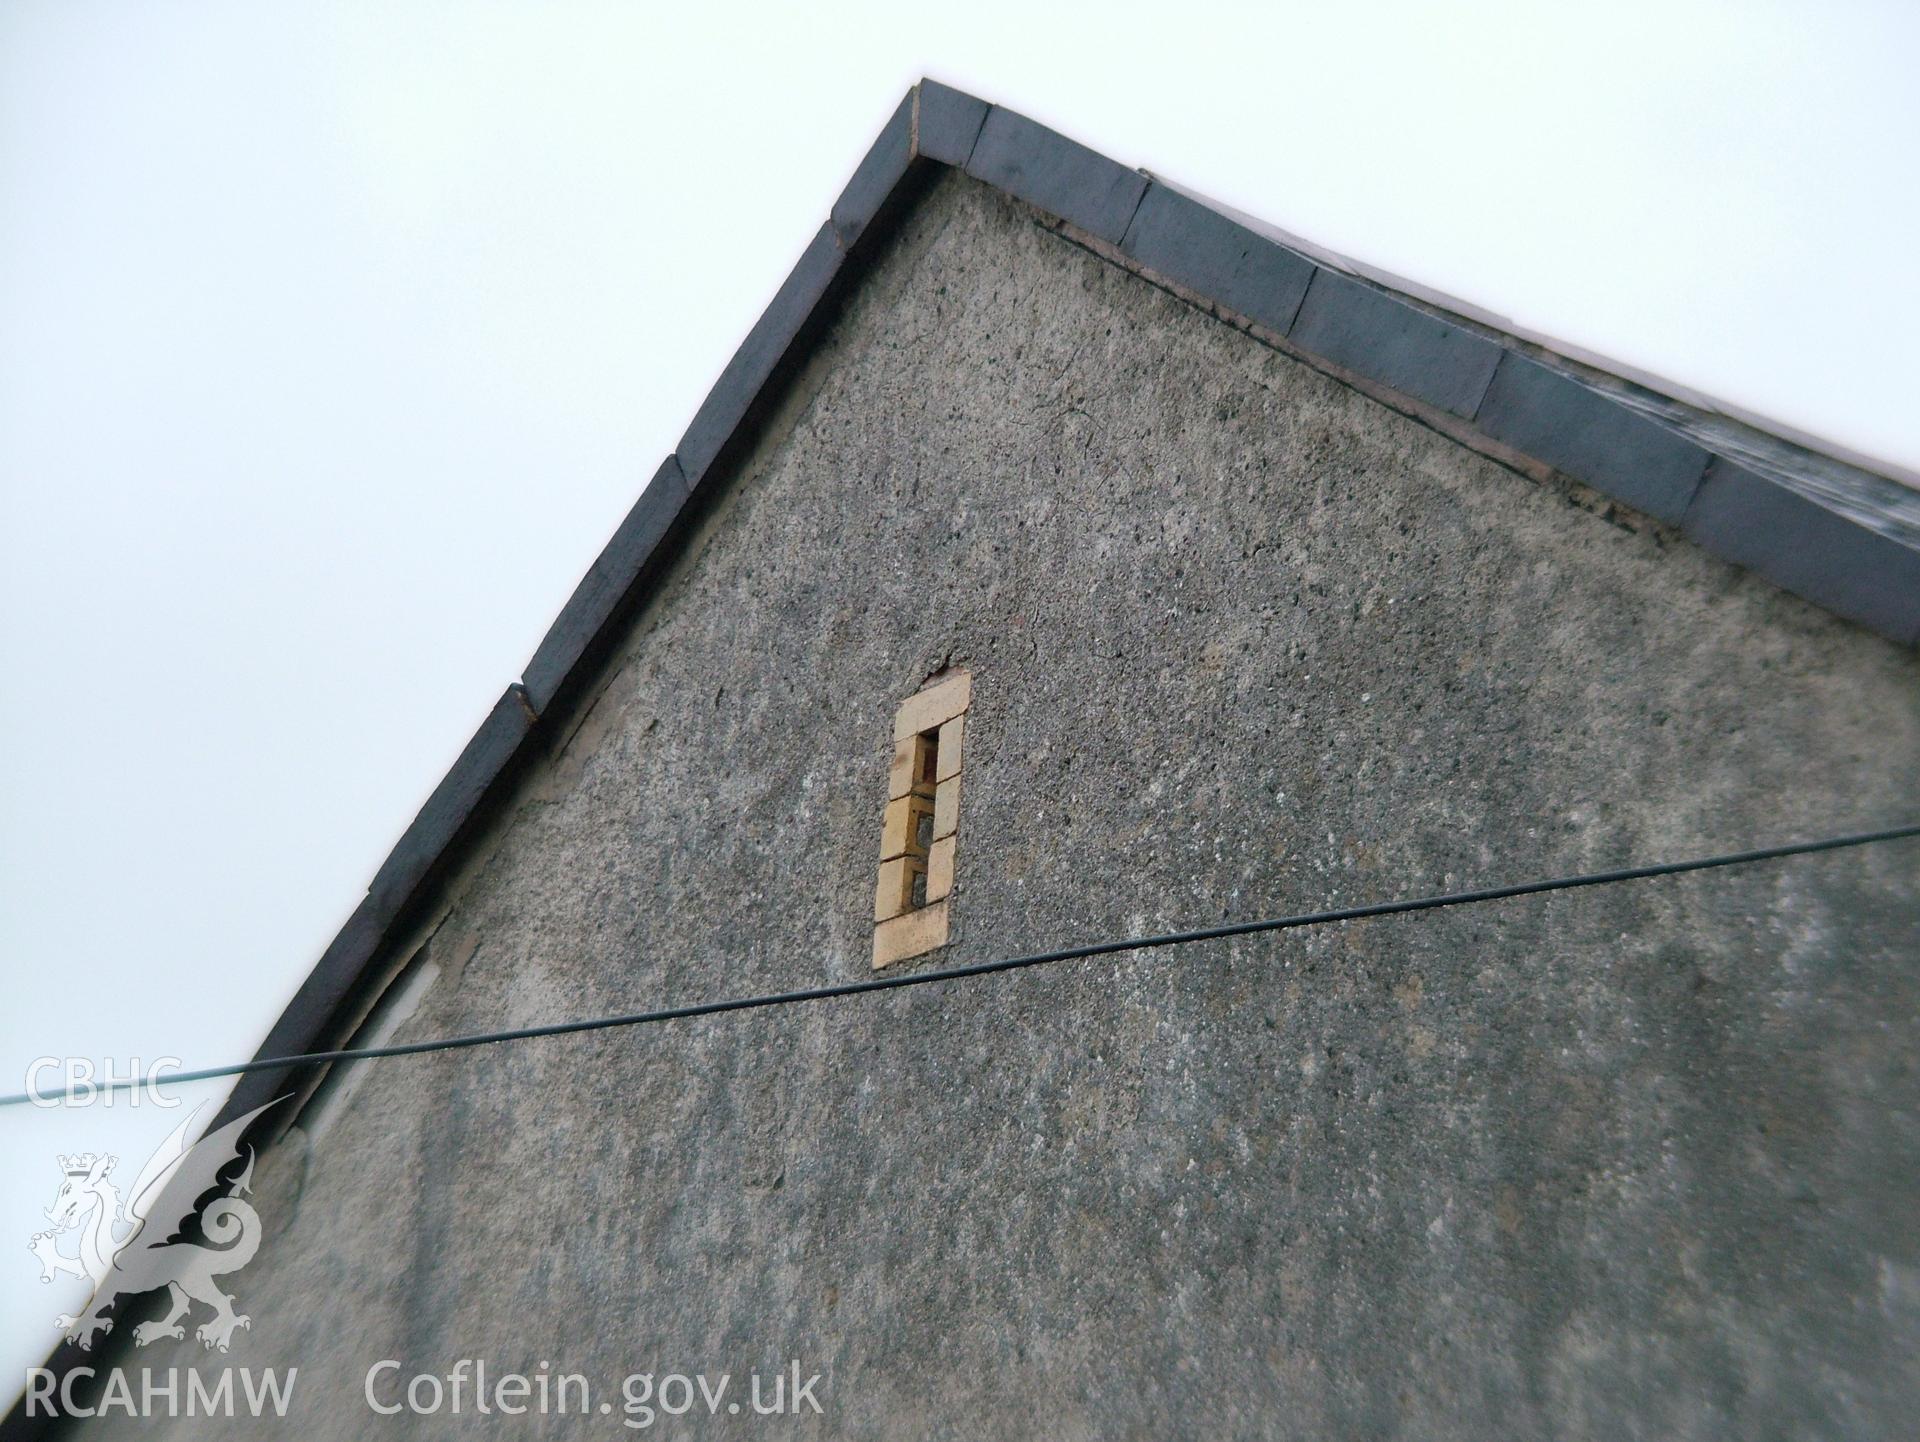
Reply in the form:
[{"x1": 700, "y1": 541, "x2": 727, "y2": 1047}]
[{"x1": 4, "y1": 0, "x2": 1918, "y2": 1399}]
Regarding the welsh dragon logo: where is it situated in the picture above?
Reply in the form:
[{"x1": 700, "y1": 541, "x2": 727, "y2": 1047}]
[{"x1": 27, "y1": 1100, "x2": 281, "y2": 1353}]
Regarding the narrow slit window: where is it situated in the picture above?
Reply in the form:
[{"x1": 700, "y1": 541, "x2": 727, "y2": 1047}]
[{"x1": 873, "y1": 672, "x2": 970, "y2": 969}]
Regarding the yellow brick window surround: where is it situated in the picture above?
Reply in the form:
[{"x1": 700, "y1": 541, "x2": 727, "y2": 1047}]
[{"x1": 872, "y1": 672, "x2": 969, "y2": 969}]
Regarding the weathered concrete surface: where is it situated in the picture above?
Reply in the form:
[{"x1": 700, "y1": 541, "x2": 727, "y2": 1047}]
[{"x1": 95, "y1": 172, "x2": 1920, "y2": 1440}]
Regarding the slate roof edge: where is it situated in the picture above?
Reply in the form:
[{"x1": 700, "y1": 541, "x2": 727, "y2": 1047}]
[
  {"x1": 217, "y1": 77, "x2": 1919, "y2": 1141},
  {"x1": 1149, "y1": 171, "x2": 1920, "y2": 496}
]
